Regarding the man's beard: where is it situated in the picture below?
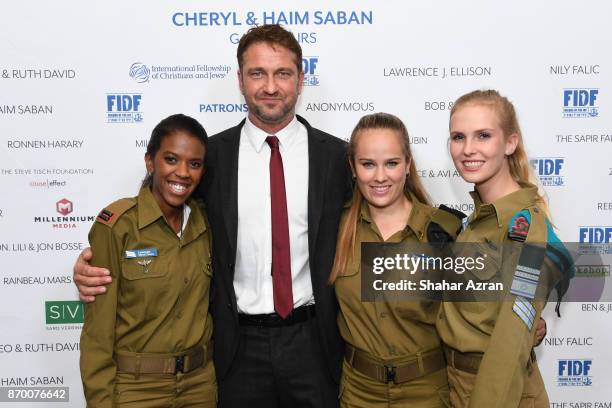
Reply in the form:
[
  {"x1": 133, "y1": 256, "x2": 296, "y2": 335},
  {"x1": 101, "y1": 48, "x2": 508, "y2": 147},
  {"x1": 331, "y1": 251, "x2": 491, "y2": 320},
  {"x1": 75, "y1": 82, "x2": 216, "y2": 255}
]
[{"x1": 251, "y1": 103, "x2": 293, "y2": 125}]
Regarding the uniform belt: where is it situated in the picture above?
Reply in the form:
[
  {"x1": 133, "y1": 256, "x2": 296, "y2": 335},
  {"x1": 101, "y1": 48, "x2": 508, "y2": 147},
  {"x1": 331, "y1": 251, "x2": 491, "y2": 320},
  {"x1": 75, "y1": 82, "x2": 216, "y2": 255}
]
[
  {"x1": 443, "y1": 347, "x2": 482, "y2": 375},
  {"x1": 344, "y1": 345, "x2": 446, "y2": 384},
  {"x1": 443, "y1": 346, "x2": 537, "y2": 375},
  {"x1": 238, "y1": 304, "x2": 315, "y2": 327},
  {"x1": 116, "y1": 340, "x2": 213, "y2": 375}
]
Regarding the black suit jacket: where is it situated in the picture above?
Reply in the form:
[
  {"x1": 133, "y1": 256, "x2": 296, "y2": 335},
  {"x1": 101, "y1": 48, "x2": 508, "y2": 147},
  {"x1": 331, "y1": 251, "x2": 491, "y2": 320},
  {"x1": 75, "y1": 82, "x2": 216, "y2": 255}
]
[{"x1": 196, "y1": 115, "x2": 352, "y2": 383}]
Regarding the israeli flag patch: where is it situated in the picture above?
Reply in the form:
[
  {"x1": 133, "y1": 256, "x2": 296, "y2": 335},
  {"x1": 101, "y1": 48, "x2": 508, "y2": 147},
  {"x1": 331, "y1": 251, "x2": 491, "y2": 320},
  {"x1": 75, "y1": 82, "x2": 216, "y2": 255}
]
[
  {"x1": 509, "y1": 243, "x2": 545, "y2": 300},
  {"x1": 510, "y1": 264, "x2": 541, "y2": 299},
  {"x1": 513, "y1": 296, "x2": 536, "y2": 330},
  {"x1": 125, "y1": 248, "x2": 158, "y2": 259}
]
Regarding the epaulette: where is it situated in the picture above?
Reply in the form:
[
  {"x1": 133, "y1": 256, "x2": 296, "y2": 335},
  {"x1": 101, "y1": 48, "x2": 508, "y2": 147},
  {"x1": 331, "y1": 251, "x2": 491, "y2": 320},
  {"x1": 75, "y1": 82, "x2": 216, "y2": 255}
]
[
  {"x1": 95, "y1": 198, "x2": 136, "y2": 228},
  {"x1": 427, "y1": 206, "x2": 466, "y2": 244},
  {"x1": 433, "y1": 205, "x2": 466, "y2": 237},
  {"x1": 438, "y1": 204, "x2": 467, "y2": 221}
]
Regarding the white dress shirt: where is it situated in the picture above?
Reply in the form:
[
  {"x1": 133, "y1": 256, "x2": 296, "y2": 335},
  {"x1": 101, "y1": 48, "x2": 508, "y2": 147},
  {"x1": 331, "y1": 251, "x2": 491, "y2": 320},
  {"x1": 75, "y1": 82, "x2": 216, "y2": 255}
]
[{"x1": 234, "y1": 116, "x2": 313, "y2": 314}]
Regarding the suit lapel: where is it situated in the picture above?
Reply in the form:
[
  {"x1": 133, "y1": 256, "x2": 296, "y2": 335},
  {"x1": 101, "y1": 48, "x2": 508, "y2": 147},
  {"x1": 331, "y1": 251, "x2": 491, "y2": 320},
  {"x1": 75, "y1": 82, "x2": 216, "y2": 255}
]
[
  {"x1": 299, "y1": 115, "x2": 329, "y2": 261},
  {"x1": 220, "y1": 121, "x2": 243, "y2": 262}
]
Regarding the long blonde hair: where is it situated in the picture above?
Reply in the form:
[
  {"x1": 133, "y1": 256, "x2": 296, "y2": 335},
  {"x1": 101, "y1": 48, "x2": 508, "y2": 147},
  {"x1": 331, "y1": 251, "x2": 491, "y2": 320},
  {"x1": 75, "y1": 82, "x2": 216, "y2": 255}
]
[
  {"x1": 450, "y1": 90, "x2": 550, "y2": 217},
  {"x1": 329, "y1": 112, "x2": 430, "y2": 283}
]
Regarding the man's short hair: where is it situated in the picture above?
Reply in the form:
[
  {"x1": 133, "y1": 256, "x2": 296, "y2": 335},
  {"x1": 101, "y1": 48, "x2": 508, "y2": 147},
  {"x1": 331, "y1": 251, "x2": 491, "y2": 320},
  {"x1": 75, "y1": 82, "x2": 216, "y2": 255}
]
[{"x1": 237, "y1": 24, "x2": 303, "y2": 73}]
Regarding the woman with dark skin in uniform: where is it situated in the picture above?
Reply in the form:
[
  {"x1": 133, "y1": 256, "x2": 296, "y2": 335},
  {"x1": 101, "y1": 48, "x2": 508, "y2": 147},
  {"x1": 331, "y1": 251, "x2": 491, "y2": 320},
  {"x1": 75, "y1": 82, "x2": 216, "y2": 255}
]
[{"x1": 80, "y1": 114, "x2": 216, "y2": 407}]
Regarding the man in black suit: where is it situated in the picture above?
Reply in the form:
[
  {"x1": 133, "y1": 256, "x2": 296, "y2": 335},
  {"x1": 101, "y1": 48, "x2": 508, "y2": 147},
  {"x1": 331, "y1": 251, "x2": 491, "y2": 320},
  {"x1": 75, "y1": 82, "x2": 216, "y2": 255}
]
[{"x1": 75, "y1": 24, "x2": 351, "y2": 407}]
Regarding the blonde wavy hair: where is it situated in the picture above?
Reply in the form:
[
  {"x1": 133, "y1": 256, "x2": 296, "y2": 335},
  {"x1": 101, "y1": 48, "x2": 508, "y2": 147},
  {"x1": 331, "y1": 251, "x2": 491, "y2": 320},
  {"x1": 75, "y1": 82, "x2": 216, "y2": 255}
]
[{"x1": 450, "y1": 89, "x2": 550, "y2": 217}]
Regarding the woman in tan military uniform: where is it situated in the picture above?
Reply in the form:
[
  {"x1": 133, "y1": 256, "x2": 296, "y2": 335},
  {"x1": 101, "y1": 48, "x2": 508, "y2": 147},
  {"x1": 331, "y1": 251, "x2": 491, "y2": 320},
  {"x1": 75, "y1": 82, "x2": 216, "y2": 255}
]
[
  {"x1": 437, "y1": 90, "x2": 571, "y2": 408},
  {"x1": 80, "y1": 114, "x2": 216, "y2": 407},
  {"x1": 330, "y1": 113, "x2": 462, "y2": 407}
]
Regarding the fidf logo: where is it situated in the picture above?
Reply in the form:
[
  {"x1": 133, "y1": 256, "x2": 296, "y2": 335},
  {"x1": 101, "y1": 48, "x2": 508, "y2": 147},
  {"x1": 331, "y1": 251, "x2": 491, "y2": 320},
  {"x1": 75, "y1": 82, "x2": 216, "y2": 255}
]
[
  {"x1": 530, "y1": 158, "x2": 564, "y2": 186},
  {"x1": 45, "y1": 301, "x2": 84, "y2": 324},
  {"x1": 56, "y1": 198, "x2": 73, "y2": 216},
  {"x1": 557, "y1": 359, "x2": 593, "y2": 386},
  {"x1": 302, "y1": 56, "x2": 319, "y2": 86},
  {"x1": 106, "y1": 94, "x2": 143, "y2": 123},
  {"x1": 129, "y1": 62, "x2": 150, "y2": 83},
  {"x1": 579, "y1": 226, "x2": 612, "y2": 243},
  {"x1": 563, "y1": 88, "x2": 599, "y2": 118}
]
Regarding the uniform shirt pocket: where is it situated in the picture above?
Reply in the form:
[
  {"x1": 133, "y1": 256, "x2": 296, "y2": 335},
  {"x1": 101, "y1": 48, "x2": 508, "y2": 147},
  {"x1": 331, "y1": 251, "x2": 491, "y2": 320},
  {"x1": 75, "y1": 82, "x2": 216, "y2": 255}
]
[
  {"x1": 121, "y1": 258, "x2": 168, "y2": 280},
  {"x1": 467, "y1": 242, "x2": 502, "y2": 282},
  {"x1": 119, "y1": 258, "x2": 171, "y2": 320}
]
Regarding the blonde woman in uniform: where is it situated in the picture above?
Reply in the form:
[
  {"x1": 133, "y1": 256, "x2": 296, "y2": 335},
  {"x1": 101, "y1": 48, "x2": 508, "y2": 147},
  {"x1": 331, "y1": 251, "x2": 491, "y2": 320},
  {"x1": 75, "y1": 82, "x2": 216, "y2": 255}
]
[
  {"x1": 80, "y1": 114, "x2": 216, "y2": 407},
  {"x1": 437, "y1": 90, "x2": 571, "y2": 408},
  {"x1": 330, "y1": 112, "x2": 463, "y2": 407}
]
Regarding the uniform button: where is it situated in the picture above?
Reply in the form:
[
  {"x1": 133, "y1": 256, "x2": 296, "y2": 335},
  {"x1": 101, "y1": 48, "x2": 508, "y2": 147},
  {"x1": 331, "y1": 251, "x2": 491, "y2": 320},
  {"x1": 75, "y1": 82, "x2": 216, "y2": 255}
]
[
  {"x1": 184, "y1": 277, "x2": 189, "y2": 284},
  {"x1": 227, "y1": 263, "x2": 233, "y2": 269},
  {"x1": 177, "y1": 312, "x2": 183, "y2": 319},
  {"x1": 534, "y1": 208, "x2": 540, "y2": 213},
  {"x1": 226, "y1": 303, "x2": 232, "y2": 309},
  {"x1": 379, "y1": 312, "x2": 387, "y2": 318}
]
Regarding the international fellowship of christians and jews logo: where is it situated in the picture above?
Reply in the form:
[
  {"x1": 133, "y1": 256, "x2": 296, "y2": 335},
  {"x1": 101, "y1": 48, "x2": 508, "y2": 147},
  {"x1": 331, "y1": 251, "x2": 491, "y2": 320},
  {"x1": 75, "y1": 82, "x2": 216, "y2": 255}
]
[
  {"x1": 56, "y1": 198, "x2": 73, "y2": 216},
  {"x1": 129, "y1": 62, "x2": 150, "y2": 83}
]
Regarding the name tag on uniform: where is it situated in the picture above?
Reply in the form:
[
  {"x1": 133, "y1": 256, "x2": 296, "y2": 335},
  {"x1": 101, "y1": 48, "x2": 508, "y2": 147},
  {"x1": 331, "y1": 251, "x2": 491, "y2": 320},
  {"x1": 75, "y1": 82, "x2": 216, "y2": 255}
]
[{"x1": 125, "y1": 248, "x2": 158, "y2": 259}]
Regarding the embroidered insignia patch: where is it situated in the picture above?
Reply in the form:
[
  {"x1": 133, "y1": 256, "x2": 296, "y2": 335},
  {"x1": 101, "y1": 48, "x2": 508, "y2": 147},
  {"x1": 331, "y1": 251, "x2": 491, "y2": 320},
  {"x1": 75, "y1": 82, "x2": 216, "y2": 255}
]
[
  {"x1": 508, "y1": 210, "x2": 531, "y2": 242},
  {"x1": 96, "y1": 209, "x2": 114, "y2": 224}
]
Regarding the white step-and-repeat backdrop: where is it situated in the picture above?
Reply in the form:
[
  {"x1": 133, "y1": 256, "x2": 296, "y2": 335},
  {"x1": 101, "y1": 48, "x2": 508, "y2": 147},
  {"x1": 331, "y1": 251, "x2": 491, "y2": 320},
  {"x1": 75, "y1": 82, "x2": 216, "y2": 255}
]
[{"x1": 1, "y1": 1, "x2": 611, "y2": 406}]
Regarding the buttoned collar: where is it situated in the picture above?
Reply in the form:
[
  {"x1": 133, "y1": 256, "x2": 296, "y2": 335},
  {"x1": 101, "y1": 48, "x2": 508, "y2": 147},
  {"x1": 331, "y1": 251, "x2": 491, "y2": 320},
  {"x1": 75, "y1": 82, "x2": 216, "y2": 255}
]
[
  {"x1": 358, "y1": 190, "x2": 430, "y2": 241},
  {"x1": 469, "y1": 182, "x2": 538, "y2": 228},
  {"x1": 136, "y1": 187, "x2": 206, "y2": 243},
  {"x1": 243, "y1": 115, "x2": 300, "y2": 153}
]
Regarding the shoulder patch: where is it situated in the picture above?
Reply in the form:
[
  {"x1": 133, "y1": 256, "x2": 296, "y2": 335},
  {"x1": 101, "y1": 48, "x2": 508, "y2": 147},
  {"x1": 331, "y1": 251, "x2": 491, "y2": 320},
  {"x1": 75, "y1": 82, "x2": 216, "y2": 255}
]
[
  {"x1": 508, "y1": 210, "x2": 531, "y2": 242},
  {"x1": 95, "y1": 198, "x2": 136, "y2": 227}
]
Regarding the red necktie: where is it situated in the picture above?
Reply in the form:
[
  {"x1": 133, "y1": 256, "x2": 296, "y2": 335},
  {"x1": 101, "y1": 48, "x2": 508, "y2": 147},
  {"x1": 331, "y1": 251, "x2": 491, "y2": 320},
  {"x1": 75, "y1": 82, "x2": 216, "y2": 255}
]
[{"x1": 266, "y1": 136, "x2": 293, "y2": 318}]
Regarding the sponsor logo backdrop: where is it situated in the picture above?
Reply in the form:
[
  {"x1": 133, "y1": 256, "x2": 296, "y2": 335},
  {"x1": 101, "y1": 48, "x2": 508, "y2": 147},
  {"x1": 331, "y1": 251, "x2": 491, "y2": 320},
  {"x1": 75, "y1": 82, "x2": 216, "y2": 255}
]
[{"x1": 1, "y1": 1, "x2": 611, "y2": 405}]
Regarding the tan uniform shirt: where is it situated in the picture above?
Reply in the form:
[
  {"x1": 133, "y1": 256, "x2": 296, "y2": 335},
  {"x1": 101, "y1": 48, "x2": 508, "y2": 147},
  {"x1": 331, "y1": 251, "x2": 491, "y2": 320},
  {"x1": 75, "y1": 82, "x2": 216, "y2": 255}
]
[
  {"x1": 437, "y1": 183, "x2": 564, "y2": 407},
  {"x1": 335, "y1": 195, "x2": 459, "y2": 361},
  {"x1": 80, "y1": 187, "x2": 213, "y2": 407},
  {"x1": 437, "y1": 185, "x2": 541, "y2": 352}
]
